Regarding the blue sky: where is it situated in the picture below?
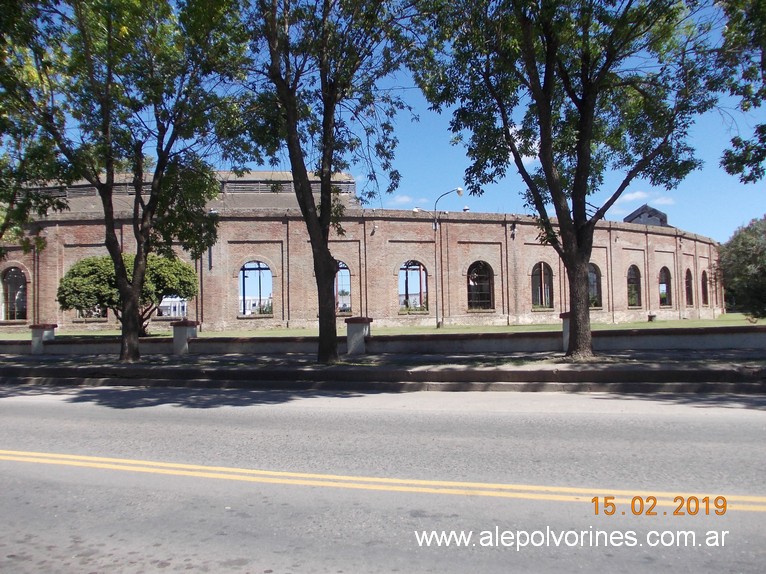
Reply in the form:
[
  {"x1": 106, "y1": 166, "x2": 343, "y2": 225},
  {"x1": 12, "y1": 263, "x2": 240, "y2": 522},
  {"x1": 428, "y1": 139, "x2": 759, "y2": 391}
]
[{"x1": 370, "y1": 86, "x2": 765, "y2": 245}]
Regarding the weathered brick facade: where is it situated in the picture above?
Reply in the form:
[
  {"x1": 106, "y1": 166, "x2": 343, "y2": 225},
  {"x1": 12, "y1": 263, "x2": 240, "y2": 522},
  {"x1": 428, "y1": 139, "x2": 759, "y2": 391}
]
[{"x1": 0, "y1": 174, "x2": 722, "y2": 332}]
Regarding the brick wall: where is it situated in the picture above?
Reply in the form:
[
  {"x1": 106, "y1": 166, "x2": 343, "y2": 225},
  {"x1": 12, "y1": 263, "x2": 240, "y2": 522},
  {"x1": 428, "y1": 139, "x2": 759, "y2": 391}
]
[{"x1": 1, "y1": 203, "x2": 722, "y2": 332}]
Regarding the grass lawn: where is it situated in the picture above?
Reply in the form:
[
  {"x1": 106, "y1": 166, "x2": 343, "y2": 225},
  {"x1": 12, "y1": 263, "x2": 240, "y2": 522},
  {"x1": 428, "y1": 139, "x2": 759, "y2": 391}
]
[{"x1": 0, "y1": 313, "x2": 762, "y2": 341}]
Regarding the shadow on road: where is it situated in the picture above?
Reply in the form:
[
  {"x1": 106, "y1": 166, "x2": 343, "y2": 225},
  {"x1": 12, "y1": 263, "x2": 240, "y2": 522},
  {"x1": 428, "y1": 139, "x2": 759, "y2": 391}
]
[
  {"x1": 0, "y1": 384, "x2": 368, "y2": 409},
  {"x1": 592, "y1": 392, "x2": 766, "y2": 411}
]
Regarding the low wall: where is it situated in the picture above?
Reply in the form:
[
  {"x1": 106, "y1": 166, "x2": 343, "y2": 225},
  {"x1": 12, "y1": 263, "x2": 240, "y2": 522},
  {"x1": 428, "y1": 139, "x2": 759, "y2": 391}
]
[
  {"x1": 592, "y1": 326, "x2": 766, "y2": 351},
  {"x1": 187, "y1": 337, "x2": 348, "y2": 355},
  {"x1": 1, "y1": 326, "x2": 764, "y2": 357},
  {"x1": 365, "y1": 332, "x2": 561, "y2": 354}
]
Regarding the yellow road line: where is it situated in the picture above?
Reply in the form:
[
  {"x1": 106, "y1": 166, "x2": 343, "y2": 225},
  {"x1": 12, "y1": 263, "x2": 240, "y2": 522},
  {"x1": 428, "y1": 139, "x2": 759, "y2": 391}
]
[{"x1": 1, "y1": 450, "x2": 764, "y2": 512}]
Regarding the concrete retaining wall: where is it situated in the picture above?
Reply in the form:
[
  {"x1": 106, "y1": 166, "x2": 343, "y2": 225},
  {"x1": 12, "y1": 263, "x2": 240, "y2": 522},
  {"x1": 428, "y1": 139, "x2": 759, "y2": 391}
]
[
  {"x1": 1, "y1": 326, "x2": 764, "y2": 357},
  {"x1": 592, "y1": 327, "x2": 766, "y2": 351}
]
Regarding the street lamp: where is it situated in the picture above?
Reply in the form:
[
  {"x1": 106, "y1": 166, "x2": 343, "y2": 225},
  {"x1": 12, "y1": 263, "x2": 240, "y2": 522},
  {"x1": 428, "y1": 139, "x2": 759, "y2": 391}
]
[{"x1": 413, "y1": 186, "x2": 464, "y2": 328}]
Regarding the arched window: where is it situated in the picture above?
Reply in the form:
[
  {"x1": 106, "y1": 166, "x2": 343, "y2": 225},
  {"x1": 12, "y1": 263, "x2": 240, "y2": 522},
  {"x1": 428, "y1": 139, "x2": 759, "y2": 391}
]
[
  {"x1": 238, "y1": 260, "x2": 273, "y2": 316},
  {"x1": 627, "y1": 265, "x2": 642, "y2": 307},
  {"x1": 399, "y1": 260, "x2": 428, "y2": 312},
  {"x1": 685, "y1": 269, "x2": 694, "y2": 307},
  {"x1": 467, "y1": 261, "x2": 494, "y2": 310},
  {"x1": 701, "y1": 270, "x2": 709, "y2": 306},
  {"x1": 531, "y1": 262, "x2": 554, "y2": 309},
  {"x1": 335, "y1": 261, "x2": 352, "y2": 314},
  {"x1": 588, "y1": 263, "x2": 603, "y2": 308},
  {"x1": 659, "y1": 266, "x2": 672, "y2": 307},
  {"x1": 2, "y1": 267, "x2": 27, "y2": 320}
]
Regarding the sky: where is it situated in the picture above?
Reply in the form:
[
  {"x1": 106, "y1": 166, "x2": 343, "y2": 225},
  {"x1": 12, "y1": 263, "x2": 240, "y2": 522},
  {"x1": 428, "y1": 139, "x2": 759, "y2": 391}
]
[{"x1": 367, "y1": 84, "x2": 765, "y2": 245}]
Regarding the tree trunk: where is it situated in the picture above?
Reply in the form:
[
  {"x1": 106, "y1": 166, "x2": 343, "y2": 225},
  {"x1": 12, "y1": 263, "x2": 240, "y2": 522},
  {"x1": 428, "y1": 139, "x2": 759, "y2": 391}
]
[
  {"x1": 314, "y1": 246, "x2": 339, "y2": 364},
  {"x1": 565, "y1": 256, "x2": 594, "y2": 359},
  {"x1": 119, "y1": 287, "x2": 142, "y2": 362}
]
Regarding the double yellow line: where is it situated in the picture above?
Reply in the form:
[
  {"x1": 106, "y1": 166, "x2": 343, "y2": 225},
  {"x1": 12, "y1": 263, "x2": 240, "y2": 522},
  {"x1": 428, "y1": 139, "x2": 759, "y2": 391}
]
[{"x1": 1, "y1": 449, "x2": 765, "y2": 512}]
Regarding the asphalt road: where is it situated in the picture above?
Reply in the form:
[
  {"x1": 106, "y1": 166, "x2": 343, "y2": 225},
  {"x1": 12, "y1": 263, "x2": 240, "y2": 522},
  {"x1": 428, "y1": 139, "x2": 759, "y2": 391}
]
[{"x1": 1, "y1": 385, "x2": 764, "y2": 573}]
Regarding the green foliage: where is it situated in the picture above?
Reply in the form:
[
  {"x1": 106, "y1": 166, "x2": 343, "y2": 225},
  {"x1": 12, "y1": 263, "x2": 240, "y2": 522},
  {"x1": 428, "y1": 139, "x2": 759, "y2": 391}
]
[
  {"x1": 414, "y1": 0, "x2": 717, "y2": 237},
  {"x1": 412, "y1": 0, "x2": 720, "y2": 356},
  {"x1": 244, "y1": 0, "x2": 417, "y2": 363},
  {"x1": 719, "y1": 0, "x2": 766, "y2": 182},
  {"x1": 246, "y1": 0, "x2": 415, "y2": 202},
  {"x1": 153, "y1": 155, "x2": 220, "y2": 260},
  {"x1": 1, "y1": 0, "x2": 250, "y2": 358},
  {"x1": 0, "y1": 1, "x2": 70, "y2": 258},
  {"x1": 718, "y1": 215, "x2": 766, "y2": 318},
  {"x1": 57, "y1": 254, "x2": 198, "y2": 334}
]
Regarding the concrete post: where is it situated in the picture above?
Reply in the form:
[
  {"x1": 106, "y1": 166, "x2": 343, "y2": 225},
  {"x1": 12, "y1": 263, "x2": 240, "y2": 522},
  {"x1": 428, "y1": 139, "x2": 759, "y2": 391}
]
[
  {"x1": 345, "y1": 317, "x2": 373, "y2": 355},
  {"x1": 171, "y1": 320, "x2": 199, "y2": 355},
  {"x1": 559, "y1": 312, "x2": 570, "y2": 353},
  {"x1": 29, "y1": 323, "x2": 57, "y2": 355}
]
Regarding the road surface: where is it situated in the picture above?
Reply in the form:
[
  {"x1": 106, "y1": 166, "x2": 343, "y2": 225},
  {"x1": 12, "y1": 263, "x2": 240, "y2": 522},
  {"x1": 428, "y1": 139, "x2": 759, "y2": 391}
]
[{"x1": 1, "y1": 384, "x2": 764, "y2": 573}]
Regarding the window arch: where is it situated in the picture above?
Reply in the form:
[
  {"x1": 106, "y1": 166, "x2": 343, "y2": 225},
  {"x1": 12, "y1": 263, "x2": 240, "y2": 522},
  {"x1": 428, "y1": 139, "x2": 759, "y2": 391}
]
[
  {"x1": 659, "y1": 266, "x2": 672, "y2": 307},
  {"x1": 238, "y1": 260, "x2": 273, "y2": 316},
  {"x1": 399, "y1": 260, "x2": 428, "y2": 312},
  {"x1": 335, "y1": 261, "x2": 351, "y2": 314},
  {"x1": 701, "y1": 270, "x2": 709, "y2": 306},
  {"x1": 2, "y1": 267, "x2": 27, "y2": 320},
  {"x1": 467, "y1": 261, "x2": 494, "y2": 310},
  {"x1": 627, "y1": 265, "x2": 642, "y2": 307},
  {"x1": 531, "y1": 262, "x2": 554, "y2": 309},
  {"x1": 588, "y1": 263, "x2": 603, "y2": 308},
  {"x1": 685, "y1": 269, "x2": 694, "y2": 307}
]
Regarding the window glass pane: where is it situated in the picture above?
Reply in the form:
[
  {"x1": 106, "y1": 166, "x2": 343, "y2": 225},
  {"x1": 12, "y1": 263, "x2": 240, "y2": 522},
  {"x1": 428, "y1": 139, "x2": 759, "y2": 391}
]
[
  {"x1": 701, "y1": 271, "x2": 709, "y2": 306},
  {"x1": 627, "y1": 265, "x2": 642, "y2": 307},
  {"x1": 336, "y1": 261, "x2": 352, "y2": 313},
  {"x1": 588, "y1": 264, "x2": 602, "y2": 307},
  {"x1": 239, "y1": 261, "x2": 273, "y2": 315},
  {"x1": 685, "y1": 270, "x2": 694, "y2": 306},
  {"x1": 399, "y1": 260, "x2": 428, "y2": 312},
  {"x1": 659, "y1": 267, "x2": 672, "y2": 307},
  {"x1": 468, "y1": 261, "x2": 493, "y2": 310},
  {"x1": 2, "y1": 267, "x2": 27, "y2": 321},
  {"x1": 532, "y1": 262, "x2": 553, "y2": 308},
  {"x1": 158, "y1": 297, "x2": 187, "y2": 318}
]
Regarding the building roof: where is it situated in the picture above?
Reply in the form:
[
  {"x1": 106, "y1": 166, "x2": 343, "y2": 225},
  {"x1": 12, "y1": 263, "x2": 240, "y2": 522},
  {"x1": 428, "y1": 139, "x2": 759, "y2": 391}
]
[
  {"x1": 33, "y1": 171, "x2": 359, "y2": 216},
  {"x1": 622, "y1": 204, "x2": 670, "y2": 227}
]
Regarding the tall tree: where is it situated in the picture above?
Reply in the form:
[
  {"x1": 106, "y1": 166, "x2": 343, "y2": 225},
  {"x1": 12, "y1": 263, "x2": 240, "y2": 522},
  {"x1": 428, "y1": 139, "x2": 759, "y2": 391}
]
[
  {"x1": 719, "y1": 0, "x2": 766, "y2": 183},
  {"x1": 718, "y1": 215, "x2": 766, "y2": 319},
  {"x1": 0, "y1": 105, "x2": 69, "y2": 259},
  {"x1": 0, "y1": 1, "x2": 69, "y2": 258},
  {"x1": 414, "y1": 0, "x2": 719, "y2": 358},
  {"x1": 244, "y1": 0, "x2": 414, "y2": 364},
  {"x1": 0, "y1": 0, "x2": 249, "y2": 361}
]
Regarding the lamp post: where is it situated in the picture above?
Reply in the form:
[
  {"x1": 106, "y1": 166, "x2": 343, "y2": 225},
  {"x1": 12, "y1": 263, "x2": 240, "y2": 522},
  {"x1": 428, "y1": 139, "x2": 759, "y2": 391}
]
[{"x1": 414, "y1": 186, "x2": 463, "y2": 328}]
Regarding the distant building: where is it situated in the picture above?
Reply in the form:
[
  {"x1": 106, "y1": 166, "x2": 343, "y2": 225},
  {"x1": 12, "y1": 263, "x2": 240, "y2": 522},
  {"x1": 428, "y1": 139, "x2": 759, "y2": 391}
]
[
  {"x1": 0, "y1": 173, "x2": 722, "y2": 333},
  {"x1": 623, "y1": 204, "x2": 670, "y2": 227}
]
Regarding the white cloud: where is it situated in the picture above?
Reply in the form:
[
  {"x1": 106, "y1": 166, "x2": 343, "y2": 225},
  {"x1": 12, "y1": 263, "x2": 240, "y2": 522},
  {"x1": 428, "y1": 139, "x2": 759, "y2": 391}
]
[
  {"x1": 386, "y1": 195, "x2": 429, "y2": 208},
  {"x1": 653, "y1": 196, "x2": 676, "y2": 206},
  {"x1": 389, "y1": 195, "x2": 414, "y2": 205},
  {"x1": 617, "y1": 190, "x2": 650, "y2": 204},
  {"x1": 521, "y1": 153, "x2": 538, "y2": 166}
]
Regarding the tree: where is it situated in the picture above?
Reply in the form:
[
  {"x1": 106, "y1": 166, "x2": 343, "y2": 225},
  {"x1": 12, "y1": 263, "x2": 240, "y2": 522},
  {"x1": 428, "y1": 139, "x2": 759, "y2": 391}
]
[
  {"x1": 413, "y1": 0, "x2": 719, "y2": 358},
  {"x1": 0, "y1": 3, "x2": 69, "y2": 258},
  {"x1": 0, "y1": 107, "x2": 69, "y2": 259},
  {"x1": 719, "y1": 0, "x2": 766, "y2": 183},
  {"x1": 244, "y1": 0, "x2": 415, "y2": 363},
  {"x1": 0, "y1": 0, "x2": 248, "y2": 361},
  {"x1": 718, "y1": 216, "x2": 766, "y2": 319},
  {"x1": 57, "y1": 254, "x2": 198, "y2": 336}
]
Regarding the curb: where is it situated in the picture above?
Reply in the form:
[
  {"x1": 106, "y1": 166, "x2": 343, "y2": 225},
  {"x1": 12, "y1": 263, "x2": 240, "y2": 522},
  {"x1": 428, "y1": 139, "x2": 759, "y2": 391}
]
[{"x1": 1, "y1": 362, "x2": 765, "y2": 393}]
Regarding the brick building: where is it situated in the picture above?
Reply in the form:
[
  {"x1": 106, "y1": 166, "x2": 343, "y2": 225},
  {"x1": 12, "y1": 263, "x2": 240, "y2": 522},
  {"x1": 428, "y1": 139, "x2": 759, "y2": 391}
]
[{"x1": 0, "y1": 172, "x2": 722, "y2": 333}]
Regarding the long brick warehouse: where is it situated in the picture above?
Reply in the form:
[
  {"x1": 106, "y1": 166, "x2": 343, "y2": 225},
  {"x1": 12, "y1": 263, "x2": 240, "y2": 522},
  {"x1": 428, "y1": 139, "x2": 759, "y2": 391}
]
[{"x1": 0, "y1": 172, "x2": 723, "y2": 333}]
